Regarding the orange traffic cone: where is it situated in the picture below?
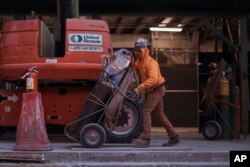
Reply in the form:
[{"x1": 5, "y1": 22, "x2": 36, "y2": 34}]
[{"x1": 13, "y1": 92, "x2": 52, "y2": 151}]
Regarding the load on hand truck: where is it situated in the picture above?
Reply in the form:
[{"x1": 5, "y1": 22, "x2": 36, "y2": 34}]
[
  {"x1": 64, "y1": 49, "x2": 143, "y2": 148},
  {"x1": 201, "y1": 59, "x2": 240, "y2": 140}
]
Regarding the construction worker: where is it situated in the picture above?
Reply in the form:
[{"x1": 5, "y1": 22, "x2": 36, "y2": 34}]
[
  {"x1": 132, "y1": 37, "x2": 179, "y2": 147},
  {"x1": 224, "y1": 65, "x2": 234, "y2": 81},
  {"x1": 201, "y1": 62, "x2": 218, "y2": 103}
]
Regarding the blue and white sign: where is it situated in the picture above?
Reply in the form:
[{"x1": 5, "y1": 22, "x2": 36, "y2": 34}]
[{"x1": 69, "y1": 33, "x2": 103, "y2": 45}]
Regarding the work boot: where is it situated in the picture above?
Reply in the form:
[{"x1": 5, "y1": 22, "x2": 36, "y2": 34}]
[
  {"x1": 132, "y1": 136, "x2": 150, "y2": 147},
  {"x1": 162, "y1": 135, "x2": 180, "y2": 147}
]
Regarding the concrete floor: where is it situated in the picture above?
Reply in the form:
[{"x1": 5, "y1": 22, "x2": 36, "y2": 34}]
[
  {"x1": 0, "y1": 127, "x2": 249, "y2": 152},
  {"x1": 0, "y1": 128, "x2": 249, "y2": 167}
]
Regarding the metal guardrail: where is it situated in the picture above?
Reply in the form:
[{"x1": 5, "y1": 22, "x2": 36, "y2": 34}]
[{"x1": 166, "y1": 90, "x2": 198, "y2": 93}]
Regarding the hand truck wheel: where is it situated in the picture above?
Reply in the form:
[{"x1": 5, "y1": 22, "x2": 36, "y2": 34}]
[
  {"x1": 202, "y1": 120, "x2": 222, "y2": 140},
  {"x1": 80, "y1": 123, "x2": 106, "y2": 148}
]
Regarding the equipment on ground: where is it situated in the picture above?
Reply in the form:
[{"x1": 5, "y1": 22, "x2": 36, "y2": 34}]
[
  {"x1": 64, "y1": 49, "x2": 143, "y2": 148},
  {"x1": 0, "y1": 2, "x2": 143, "y2": 144},
  {"x1": 202, "y1": 59, "x2": 239, "y2": 140},
  {"x1": 13, "y1": 67, "x2": 52, "y2": 151}
]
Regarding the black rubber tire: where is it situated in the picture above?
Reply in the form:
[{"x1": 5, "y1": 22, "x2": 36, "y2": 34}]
[
  {"x1": 202, "y1": 120, "x2": 222, "y2": 140},
  {"x1": 104, "y1": 99, "x2": 143, "y2": 143},
  {"x1": 80, "y1": 123, "x2": 106, "y2": 148}
]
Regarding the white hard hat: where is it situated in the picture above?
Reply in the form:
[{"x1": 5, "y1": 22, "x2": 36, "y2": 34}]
[{"x1": 134, "y1": 38, "x2": 150, "y2": 49}]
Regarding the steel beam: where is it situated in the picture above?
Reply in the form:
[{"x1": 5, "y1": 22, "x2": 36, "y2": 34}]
[
  {"x1": 239, "y1": 17, "x2": 249, "y2": 133},
  {"x1": 71, "y1": 0, "x2": 79, "y2": 18},
  {"x1": 0, "y1": 0, "x2": 249, "y2": 15},
  {"x1": 202, "y1": 17, "x2": 239, "y2": 54}
]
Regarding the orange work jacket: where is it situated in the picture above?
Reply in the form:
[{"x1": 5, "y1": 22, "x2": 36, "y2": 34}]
[{"x1": 134, "y1": 47, "x2": 165, "y2": 92}]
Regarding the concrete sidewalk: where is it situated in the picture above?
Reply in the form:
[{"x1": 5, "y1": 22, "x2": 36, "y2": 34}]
[
  {"x1": 0, "y1": 128, "x2": 249, "y2": 167},
  {"x1": 0, "y1": 127, "x2": 249, "y2": 152},
  {"x1": 149, "y1": 127, "x2": 250, "y2": 152}
]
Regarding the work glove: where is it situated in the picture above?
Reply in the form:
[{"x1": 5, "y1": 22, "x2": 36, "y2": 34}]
[
  {"x1": 134, "y1": 88, "x2": 140, "y2": 95},
  {"x1": 128, "y1": 88, "x2": 140, "y2": 100}
]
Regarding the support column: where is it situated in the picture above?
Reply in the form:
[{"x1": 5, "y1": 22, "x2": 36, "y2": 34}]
[
  {"x1": 238, "y1": 17, "x2": 249, "y2": 133},
  {"x1": 71, "y1": 0, "x2": 79, "y2": 18}
]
